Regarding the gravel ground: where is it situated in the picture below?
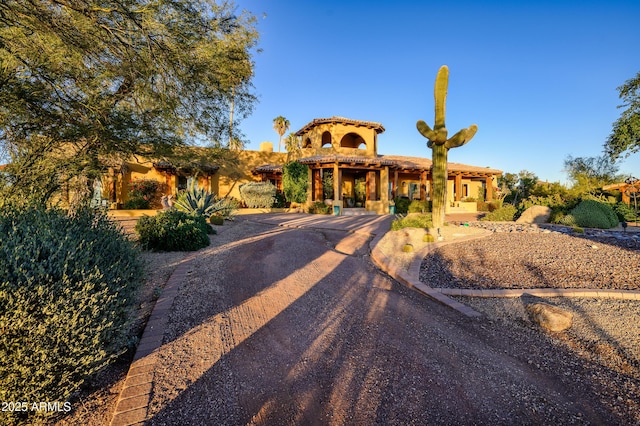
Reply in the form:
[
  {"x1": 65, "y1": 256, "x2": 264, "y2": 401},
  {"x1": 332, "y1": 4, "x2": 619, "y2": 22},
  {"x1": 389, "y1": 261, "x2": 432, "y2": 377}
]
[
  {"x1": 45, "y1": 218, "x2": 640, "y2": 425},
  {"x1": 420, "y1": 232, "x2": 640, "y2": 290}
]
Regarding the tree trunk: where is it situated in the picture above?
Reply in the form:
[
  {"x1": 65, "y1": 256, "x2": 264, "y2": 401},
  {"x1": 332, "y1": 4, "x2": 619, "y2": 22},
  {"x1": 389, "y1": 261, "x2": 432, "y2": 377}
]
[{"x1": 431, "y1": 143, "x2": 448, "y2": 229}]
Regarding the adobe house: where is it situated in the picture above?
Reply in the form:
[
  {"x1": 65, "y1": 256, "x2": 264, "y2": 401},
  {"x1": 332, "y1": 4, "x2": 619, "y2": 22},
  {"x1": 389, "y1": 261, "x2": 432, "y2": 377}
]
[{"x1": 104, "y1": 116, "x2": 501, "y2": 214}]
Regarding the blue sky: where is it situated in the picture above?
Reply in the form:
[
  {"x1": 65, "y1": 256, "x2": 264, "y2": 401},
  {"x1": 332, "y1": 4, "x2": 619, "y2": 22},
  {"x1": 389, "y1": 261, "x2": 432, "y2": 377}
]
[{"x1": 233, "y1": 0, "x2": 640, "y2": 184}]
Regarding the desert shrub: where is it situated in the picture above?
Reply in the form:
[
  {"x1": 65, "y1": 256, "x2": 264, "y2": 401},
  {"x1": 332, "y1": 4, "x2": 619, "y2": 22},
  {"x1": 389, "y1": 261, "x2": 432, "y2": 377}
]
[
  {"x1": 480, "y1": 204, "x2": 517, "y2": 222},
  {"x1": 0, "y1": 206, "x2": 143, "y2": 410},
  {"x1": 209, "y1": 216, "x2": 224, "y2": 225},
  {"x1": 614, "y1": 202, "x2": 637, "y2": 222},
  {"x1": 476, "y1": 200, "x2": 489, "y2": 212},
  {"x1": 282, "y1": 161, "x2": 309, "y2": 203},
  {"x1": 559, "y1": 214, "x2": 578, "y2": 227},
  {"x1": 391, "y1": 213, "x2": 433, "y2": 231},
  {"x1": 239, "y1": 181, "x2": 277, "y2": 208},
  {"x1": 273, "y1": 191, "x2": 287, "y2": 208},
  {"x1": 135, "y1": 210, "x2": 211, "y2": 251},
  {"x1": 516, "y1": 193, "x2": 579, "y2": 222},
  {"x1": 124, "y1": 178, "x2": 164, "y2": 209},
  {"x1": 308, "y1": 201, "x2": 331, "y2": 214},
  {"x1": 569, "y1": 199, "x2": 619, "y2": 229},
  {"x1": 394, "y1": 197, "x2": 411, "y2": 214},
  {"x1": 408, "y1": 199, "x2": 431, "y2": 213}
]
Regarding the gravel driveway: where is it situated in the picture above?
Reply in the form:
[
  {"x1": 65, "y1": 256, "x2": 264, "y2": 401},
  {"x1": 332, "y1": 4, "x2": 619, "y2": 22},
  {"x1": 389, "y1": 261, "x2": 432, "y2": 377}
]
[{"x1": 143, "y1": 219, "x2": 640, "y2": 425}]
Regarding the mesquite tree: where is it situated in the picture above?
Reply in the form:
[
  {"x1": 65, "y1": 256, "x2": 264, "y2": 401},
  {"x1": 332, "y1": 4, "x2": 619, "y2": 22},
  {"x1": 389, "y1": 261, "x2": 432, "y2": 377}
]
[{"x1": 416, "y1": 66, "x2": 478, "y2": 228}]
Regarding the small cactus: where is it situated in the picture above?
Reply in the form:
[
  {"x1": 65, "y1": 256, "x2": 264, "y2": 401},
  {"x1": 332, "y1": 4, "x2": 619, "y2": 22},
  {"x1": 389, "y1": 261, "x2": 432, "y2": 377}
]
[
  {"x1": 402, "y1": 244, "x2": 414, "y2": 253},
  {"x1": 423, "y1": 234, "x2": 435, "y2": 243}
]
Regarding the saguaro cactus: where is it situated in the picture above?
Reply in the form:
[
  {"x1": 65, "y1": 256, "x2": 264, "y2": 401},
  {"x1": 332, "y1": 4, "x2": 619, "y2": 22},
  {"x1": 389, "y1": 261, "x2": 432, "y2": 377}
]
[{"x1": 416, "y1": 65, "x2": 478, "y2": 228}]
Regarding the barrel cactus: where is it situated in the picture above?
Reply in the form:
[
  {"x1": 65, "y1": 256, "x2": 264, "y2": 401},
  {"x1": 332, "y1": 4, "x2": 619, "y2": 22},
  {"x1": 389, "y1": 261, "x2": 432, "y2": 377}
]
[{"x1": 417, "y1": 65, "x2": 478, "y2": 228}]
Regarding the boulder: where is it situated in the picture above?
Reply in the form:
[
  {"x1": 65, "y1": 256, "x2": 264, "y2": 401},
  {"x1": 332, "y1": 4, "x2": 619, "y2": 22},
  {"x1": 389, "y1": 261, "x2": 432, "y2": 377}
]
[
  {"x1": 526, "y1": 302, "x2": 573, "y2": 332},
  {"x1": 516, "y1": 205, "x2": 552, "y2": 224}
]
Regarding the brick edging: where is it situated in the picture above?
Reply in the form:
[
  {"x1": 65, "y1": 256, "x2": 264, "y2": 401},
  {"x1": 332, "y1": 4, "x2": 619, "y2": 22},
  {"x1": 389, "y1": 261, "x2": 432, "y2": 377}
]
[
  {"x1": 370, "y1": 230, "x2": 492, "y2": 318},
  {"x1": 110, "y1": 252, "x2": 198, "y2": 426}
]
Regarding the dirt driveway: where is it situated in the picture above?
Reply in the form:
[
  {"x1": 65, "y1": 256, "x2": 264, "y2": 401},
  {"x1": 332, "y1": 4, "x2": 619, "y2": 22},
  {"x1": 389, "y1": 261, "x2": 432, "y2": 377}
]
[{"x1": 138, "y1": 216, "x2": 639, "y2": 425}]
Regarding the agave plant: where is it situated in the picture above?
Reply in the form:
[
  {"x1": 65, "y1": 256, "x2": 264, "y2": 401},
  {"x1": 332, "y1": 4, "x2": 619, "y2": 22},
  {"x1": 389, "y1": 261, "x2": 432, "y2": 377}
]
[
  {"x1": 173, "y1": 180, "x2": 239, "y2": 219},
  {"x1": 173, "y1": 180, "x2": 220, "y2": 218}
]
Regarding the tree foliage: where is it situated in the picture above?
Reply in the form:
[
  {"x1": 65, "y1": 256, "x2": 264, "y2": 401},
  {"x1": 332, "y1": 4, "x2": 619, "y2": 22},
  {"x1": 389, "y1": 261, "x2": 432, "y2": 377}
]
[
  {"x1": 272, "y1": 116, "x2": 290, "y2": 153},
  {"x1": 564, "y1": 155, "x2": 622, "y2": 196},
  {"x1": 282, "y1": 161, "x2": 308, "y2": 203},
  {"x1": 605, "y1": 71, "x2": 640, "y2": 160},
  {"x1": 0, "y1": 0, "x2": 258, "y2": 204}
]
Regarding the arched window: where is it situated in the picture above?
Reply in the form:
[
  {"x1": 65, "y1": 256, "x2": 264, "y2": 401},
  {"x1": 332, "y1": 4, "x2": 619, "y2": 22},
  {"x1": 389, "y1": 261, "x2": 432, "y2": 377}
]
[
  {"x1": 303, "y1": 137, "x2": 312, "y2": 148},
  {"x1": 340, "y1": 132, "x2": 366, "y2": 149},
  {"x1": 321, "y1": 131, "x2": 332, "y2": 148}
]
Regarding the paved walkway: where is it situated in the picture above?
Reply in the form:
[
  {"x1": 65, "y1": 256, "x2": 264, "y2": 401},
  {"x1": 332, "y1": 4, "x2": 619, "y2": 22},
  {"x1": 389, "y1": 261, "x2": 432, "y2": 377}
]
[{"x1": 110, "y1": 212, "x2": 640, "y2": 425}]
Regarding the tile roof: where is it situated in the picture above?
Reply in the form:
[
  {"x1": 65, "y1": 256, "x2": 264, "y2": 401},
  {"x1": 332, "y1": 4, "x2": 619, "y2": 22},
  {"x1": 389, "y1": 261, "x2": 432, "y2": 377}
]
[
  {"x1": 295, "y1": 117, "x2": 385, "y2": 136},
  {"x1": 295, "y1": 154, "x2": 502, "y2": 176}
]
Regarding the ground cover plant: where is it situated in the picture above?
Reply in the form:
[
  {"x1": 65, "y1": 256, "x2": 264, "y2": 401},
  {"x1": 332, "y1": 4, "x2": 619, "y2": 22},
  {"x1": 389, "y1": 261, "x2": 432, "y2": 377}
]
[
  {"x1": 0, "y1": 206, "x2": 143, "y2": 422},
  {"x1": 136, "y1": 210, "x2": 212, "y2": 251},
  {"x1": 391, "y1": 213, "x2": 433, "y2": 231}
]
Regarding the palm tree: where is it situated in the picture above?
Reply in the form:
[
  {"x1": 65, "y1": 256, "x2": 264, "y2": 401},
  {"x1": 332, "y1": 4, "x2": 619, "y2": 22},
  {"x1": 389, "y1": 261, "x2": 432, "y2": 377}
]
[
  {"x1": 284, "y1": 132, "x2": 301, "y2": 162},
  {"x1": 272, "y1": 116, "x2": 290, "y2": 153}
]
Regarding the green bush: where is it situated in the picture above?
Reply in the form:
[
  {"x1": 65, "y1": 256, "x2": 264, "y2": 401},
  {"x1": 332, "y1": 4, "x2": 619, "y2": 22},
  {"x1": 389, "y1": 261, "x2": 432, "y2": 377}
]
[
  {"x1": 308, "y1": 201, "x2": 331, "y2": 214},
  {"x1": 209, "y1": 215, "x2": 224, "y2": 225},
  {"x1": 614, "y1": 202, "x2": 637, "y2": 222},
  {"x1": 394, "y1": 197, "x2": 411, "y2": 214},
  {"x1": 135, "y1": 210, "x2": 211, "y2": 251},
  {"x1": 569, "y1": 199, "x2": 619, "y2": 229},
  {"x1": 0, "y1": 206, "x2": 143, "y2": 409},
  {"x1": 239, "y1": 181, "x2": 277, "y2": 208},
  {"x1": 408, "y1": 199, "x2": 431, "y2": 213},
  {"x1": 480, "y1": 204, "x2": 517, "y2": 222},
  {"x1": 124, "y1": 178, "x2": 164, "y2": 209},
  {"x1": 559, "y1": 214, "x2": 577, "y2": 227},
  {"x1": 391, "y1": 213, "x2": 433, "y2": 231},
  {"x1": 282, "y1": 161, "x2": 309, "y2": 203}
]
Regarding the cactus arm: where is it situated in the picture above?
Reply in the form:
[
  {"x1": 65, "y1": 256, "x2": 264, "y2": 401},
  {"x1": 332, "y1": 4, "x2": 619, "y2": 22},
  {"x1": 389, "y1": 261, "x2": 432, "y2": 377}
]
[
  {"x1": 434, "y1": 65, "x2": 449, "y2": 130},
  {"x1": 416, "y1": 120, "x2": 437, "y2": 141},
  {"x1": 444, "y1": 124, "x2": 478, "y2": 149}
]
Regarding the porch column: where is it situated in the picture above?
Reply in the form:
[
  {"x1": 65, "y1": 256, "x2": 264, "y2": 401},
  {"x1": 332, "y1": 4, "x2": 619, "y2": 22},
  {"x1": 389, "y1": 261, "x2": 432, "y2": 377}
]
[
  {"x1": 306, "y1": 167, "x2": 313, "y2": 205},
  {"x1": 393, "y1": 170, "x2": 398, "y2": 199},
  {"x1": 381, "y1": 167, "x2": 389, "y2": 205},
  {"x1": 333, "y1": 163, "x2": 341, "y2": 201},
  {"x1": 485, "y1": 176, "x2": 493, "y2": 201},
  {"x1": 455, "y1": 174, "x2": 463, "y2": 201},
  {"x1": 420, "y1": 170, "x2": 427, "y2": 200},
  {"x1": 314, "y1": 169, "x2": 323, "y2": 201},
  {"x1": 367, "y1": 171, "x2": 376, "y2": 201}
]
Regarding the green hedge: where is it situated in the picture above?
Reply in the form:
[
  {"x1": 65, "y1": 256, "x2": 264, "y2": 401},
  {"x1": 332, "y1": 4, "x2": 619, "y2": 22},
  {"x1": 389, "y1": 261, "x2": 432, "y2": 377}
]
[
  {"x1": 135, "y1": 210, "x2": 211, "y2": 251},
  {"x1": 569, "y1": 199, "x2": 619, "y2": 229},
  {"x1": 0, "y1": 206, "x2": 143, "y2": 410}
]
